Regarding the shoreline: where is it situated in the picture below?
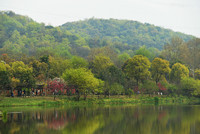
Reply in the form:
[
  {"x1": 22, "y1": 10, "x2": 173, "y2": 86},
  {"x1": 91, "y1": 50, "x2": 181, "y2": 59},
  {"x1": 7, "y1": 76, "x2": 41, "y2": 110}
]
[{"x1": 0, "y1": 95, "x2": 199, "y2": 107}]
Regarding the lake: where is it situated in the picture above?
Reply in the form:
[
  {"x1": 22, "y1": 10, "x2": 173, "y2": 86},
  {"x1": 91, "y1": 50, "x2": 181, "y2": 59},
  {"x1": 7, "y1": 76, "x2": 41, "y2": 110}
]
[{"x1": 0, "y1": 105, "x2": 200, "y2": 134}]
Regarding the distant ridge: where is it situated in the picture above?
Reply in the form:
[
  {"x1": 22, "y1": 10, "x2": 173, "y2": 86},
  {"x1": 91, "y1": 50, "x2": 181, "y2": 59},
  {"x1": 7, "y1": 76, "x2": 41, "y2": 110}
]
[
  {"x1": 0, "y1": 11, "x2": 194, "y2": 58},
  {"x1": 61, "y1": 18, "x2": 193, "y2": 50}
]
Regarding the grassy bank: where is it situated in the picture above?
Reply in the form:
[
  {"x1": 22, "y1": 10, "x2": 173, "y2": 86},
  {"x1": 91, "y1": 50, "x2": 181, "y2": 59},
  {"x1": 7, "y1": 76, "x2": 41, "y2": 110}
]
[{"x1": 0, "y1": 95, "x2": 199, "y2": 107}]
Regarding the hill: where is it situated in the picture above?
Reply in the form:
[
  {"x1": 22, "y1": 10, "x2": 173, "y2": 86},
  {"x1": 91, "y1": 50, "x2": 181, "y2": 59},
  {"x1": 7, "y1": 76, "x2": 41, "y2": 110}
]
[
  {"x1": 0, "y1": 11, "x2": 85, "y2": 58},
  {"x1": 61, "y1": 18, "x2": 193, "y2": 50},
  {"x1": 0, "y1": 11, "x2": 195, "y2": 60}
]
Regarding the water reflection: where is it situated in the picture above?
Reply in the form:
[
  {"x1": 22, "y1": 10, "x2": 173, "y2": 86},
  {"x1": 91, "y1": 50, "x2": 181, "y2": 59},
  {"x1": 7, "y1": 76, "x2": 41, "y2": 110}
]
[{"x1": 0, "y1": 105, "x2": 200, "y2": 134}]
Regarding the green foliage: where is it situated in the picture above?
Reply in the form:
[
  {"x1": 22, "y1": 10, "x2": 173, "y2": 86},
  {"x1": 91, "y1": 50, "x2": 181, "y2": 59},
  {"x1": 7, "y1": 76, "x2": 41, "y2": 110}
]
[
  {"x1": 62, "y1": 18, "x2": 192, "y2": 50},
  {"x1": 90, "y1": 55, "x2": 113, "y2": 77},
  {"x1": 123, "y1": 55, "x2": 151, "y2": 85},
  {"x1": 135, "y1": 46, "x2": 160, "y2": 61},
  {"x1": 0, "y1": 62, "x2": 11, "y2": 90},
  {"x1": 180, "y1": 77, "x2": 200, "y2": 96},
  {"x1": 126, "y1": 88, "x2": 134, "y2": 97},
  {"x1": 195, "y1": 69, "x2": 200, "y2": 80},
  {"x1": 70, "y1": 56, "x2": 88, "y2": 69},
  {"x1": 10, "y1": 61, "x2": 35, "y2": 88},
  {"x1": 62, "y1": 68, "x2": 103, "y2": 99},
  {"x1": 29, "y1": 59, "x2": 48, "y2": 81},
  {"x1": 151, "y1": 58, "x2": 171, "y2": 83},
  {"x1": 154, "y1": 97, "x2": 159, "y2": 104},
  {"x1": 161, "y1": 36, "x2": 184, "y2": 63},
  {"x1": 170, "y1": 63, "x2": 189, "y2": 83},
  {"x1": 167, "y1": 83, "x2": 178, "y2": 95},
  {"x1": 10, "y1": 77, "x2": 20, "y2": 90},
  {"x1": 110, "y1": 83, "x2": 124, "y2": 95},
  {"x1": 117, "y1": 53, "x2": 130, "y2": 67},
  {"x1": 102, "y1": 65, "x2": 126, "y2": 85},
  {"x1": 0, "y1": 11, "x2": 200, "y2": 98},
  {"x1": 48, "y1": 57, "x2": 71, "y2": 78},
  {"x1": 139, "y1": 80, "x2": 158, "y2": 95}
]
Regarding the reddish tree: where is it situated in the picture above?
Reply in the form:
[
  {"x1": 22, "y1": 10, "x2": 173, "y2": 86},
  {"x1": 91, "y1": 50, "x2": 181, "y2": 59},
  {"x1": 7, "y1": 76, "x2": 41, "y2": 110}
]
[
  {"x1": 47, "y1": 79, "x2": 66, "y2": 100},
  {"x1": 66, "y1": 85, "x2": 76, "y2": 96},
  {"x1": 157, "y1": 83, "x2": 167, "y2": 91}
]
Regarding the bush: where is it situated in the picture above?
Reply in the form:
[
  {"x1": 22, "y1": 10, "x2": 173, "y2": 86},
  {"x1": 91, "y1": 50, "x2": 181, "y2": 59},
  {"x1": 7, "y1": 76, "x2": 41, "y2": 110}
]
[
  {"x1": 180, "y1": 77, "x2": 200, "y2": 96},
  {"x1": 126, "y1": 88, "x2": 134, "y2": 97}
]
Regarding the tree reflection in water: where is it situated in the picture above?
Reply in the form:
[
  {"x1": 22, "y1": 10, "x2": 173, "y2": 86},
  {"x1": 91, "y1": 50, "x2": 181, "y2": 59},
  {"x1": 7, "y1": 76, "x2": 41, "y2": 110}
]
[{"x1": 0, "y1": 105, "x2": 200, "y2": 134}]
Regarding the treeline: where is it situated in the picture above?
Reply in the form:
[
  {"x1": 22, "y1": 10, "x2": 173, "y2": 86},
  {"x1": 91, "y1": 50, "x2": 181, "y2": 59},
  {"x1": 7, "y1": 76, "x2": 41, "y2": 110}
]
[
  {"x1": 1, "y1": 47, "x2": 200, "y2": 99},
  {"x1": 0, "y1": 11, "x2": 200, "y2": 99}
]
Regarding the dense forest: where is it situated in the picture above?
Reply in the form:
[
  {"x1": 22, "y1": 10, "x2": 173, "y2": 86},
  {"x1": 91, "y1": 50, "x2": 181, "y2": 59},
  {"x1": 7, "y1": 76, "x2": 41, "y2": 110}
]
[
  {"x1": 0, "y1": 11, "x2": 200, "y2": 99},
  {"x1": 61, "y1": 18, "x2": 193, "y2": 50}
]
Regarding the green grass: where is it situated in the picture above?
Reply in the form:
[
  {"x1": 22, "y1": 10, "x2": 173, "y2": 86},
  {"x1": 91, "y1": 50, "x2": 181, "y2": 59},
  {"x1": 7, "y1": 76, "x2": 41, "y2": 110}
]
[{"x1": 0, "y1": 95, "x2": 199, "y2": 107}]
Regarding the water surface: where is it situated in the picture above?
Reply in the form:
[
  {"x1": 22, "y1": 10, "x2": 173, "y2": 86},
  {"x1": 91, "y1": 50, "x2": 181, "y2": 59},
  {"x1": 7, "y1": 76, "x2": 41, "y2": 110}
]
[{"x1": 0, "y1": 105, "x2": 200, "y2": 134}]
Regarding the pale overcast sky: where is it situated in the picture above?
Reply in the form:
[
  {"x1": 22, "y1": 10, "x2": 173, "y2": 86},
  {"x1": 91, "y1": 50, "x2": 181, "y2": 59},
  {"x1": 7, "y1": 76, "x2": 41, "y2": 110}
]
[{"x1": 0, "y1": 0, "x2": 200, "y2": 37}]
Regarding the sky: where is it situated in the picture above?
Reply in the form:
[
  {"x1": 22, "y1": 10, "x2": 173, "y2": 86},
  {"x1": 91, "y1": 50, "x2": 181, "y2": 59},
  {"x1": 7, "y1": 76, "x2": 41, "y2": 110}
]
[{"x1": 0, "y1": 0, "x2": 200, "y2": 37}]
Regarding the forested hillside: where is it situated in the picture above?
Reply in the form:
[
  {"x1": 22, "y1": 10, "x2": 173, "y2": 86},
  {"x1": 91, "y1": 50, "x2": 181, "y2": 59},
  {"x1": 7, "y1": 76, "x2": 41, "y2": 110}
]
[
  {"x1": 0, "y1": 11, "x2": 87, "y2": 58},
  {"x1": 61, "y1": 18, "x2": 193, "y2": 50},
  {"x1": 1, "y1": 11, "x2": 200, "y2": 98},
  {"x1": 0, "y1": 11, "x2": 194, "y2": 60}
]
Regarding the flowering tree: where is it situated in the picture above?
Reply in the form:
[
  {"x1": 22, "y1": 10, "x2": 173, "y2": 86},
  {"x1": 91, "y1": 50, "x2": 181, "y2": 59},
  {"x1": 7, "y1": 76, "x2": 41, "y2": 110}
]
[
  {"x1": 157, "y1": 82, "x2": 168, "y2": 95},
  {"x1": 47, "y1": 78, "x2": 66, "y2": 100}
]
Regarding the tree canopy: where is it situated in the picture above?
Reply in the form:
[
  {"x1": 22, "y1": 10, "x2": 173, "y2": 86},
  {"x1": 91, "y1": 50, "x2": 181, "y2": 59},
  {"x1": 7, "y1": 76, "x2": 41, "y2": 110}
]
[
  {"x1": 62, "y1": 68, "x2": 103, "y2": 100},
  {"x1": 151, "y1": 58, "x2": 171, "y2": 83},
  {"x1": 123, "y1": 55, "x2": 151, "y2": 85}
]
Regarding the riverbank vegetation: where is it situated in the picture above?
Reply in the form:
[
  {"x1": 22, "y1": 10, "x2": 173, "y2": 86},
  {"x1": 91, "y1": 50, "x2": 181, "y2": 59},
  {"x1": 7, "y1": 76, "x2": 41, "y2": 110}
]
[
  {"x1": 0, "y1": 11, "x2": 200, "y2": 103},
  {"x1": 0, "y1": 95, "x2": 199, "y2": 107}
]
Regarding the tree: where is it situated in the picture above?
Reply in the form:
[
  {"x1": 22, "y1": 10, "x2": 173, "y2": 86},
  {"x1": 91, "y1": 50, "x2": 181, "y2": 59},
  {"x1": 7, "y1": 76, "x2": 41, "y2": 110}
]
[
  {"x1": 11, "y1": 61, "x2": 35, "y2": 88},
  {"x1": 170, "y1": 63, "x2": 189, "y2": 83},
  {"x1": 10, "y1": 77, "x2": 20, "y2": 96},
  {"x1": 192, "y1": 79, "x2": 200, "y2": 96},
  {"x1": 29, "y1": 59, "x2": 48, "y2": 80},
  {"x1": 99, "y1": 65, "x2": 126, "y2": 86},
  {"x1": 40, "y1": 55, "x2": 50, "y2": 79},
  {"x1": 87, "y1": 46, "x2": 118, "y2": 64},
  {"x1": 48, "y1": 57, "x2": 71, "y2": 78},
  {"x1": 62, "y1": 68, "x2": 103, "y2": 100},
  {"x1": 70, "y1": 56, "x2": 88, "y2": 69},
  {"x1": 195, "y1": 69, "x2": 200, "y2": 80},
  {"x1": 93, "y1": 80, "x2": 104, "y2": 98},
  {"x1": 139, "y1": 80, "x2": 158, "y2": 96},
  {"x1": 47, "y1": 78, "x2": 66, "y2": 100},
  {"x1": 89, "y1": 55, "x2": 113, "y2": 78},
  {"x1": 110, "y1": 83, "x2": 124, "y2": 96},
  {"x1": 117, "y1": 53, "x2": 130, "y2": 67},
  {"x1": 167, "y1": 83, "x2": 178, "y2": 96},
  {"x1": 135, "y1": 46, "x2": 156, "y2": 61},
  {"x1": 123, "y1": 55, "x2": 151, "y2": 85},
  {"x1": 151, "y1": 58, "x2": 171, "y2": 83},
  {"x1": 0, "y1": 62, "x2": 11, "y2": 93},
  {"x1": 161, "y1": 36, "x2": 184, "y2": 65},
  {"x1": 187, "y1": 38, "x2": 200, "y2": 77},
  {"x1": 157, "y1": 81, "x2": 168, "y2": 95},
  {"x1": 180, "y1": 77, "x2": 200, "y2": 96}
]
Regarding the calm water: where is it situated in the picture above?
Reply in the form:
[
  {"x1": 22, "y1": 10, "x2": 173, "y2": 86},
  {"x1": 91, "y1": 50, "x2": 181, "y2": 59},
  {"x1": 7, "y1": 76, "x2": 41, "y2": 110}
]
[{"x1": 0, "y1": 105, "x2": 200, "y2": 134}]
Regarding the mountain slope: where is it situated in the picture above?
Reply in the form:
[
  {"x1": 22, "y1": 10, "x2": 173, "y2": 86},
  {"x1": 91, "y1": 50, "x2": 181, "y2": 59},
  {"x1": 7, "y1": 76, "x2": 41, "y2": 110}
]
[
  {"x1": 0, "y1": 11, "x2": 85, "y2": 58},
  {"x1": 61, "y1": 18, "x2": 193, "y2": 50}
]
